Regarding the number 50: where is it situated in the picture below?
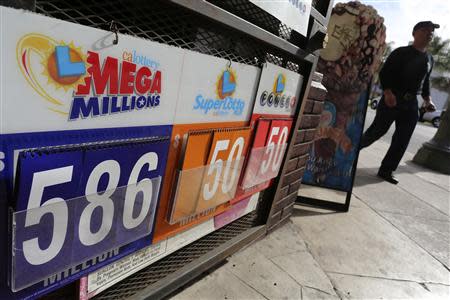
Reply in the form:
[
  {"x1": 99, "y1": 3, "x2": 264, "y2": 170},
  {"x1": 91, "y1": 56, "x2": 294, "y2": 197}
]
[
  {"x1": 203, "y1": 137, "x2": 244, "y2": 201},
  {"x1": 260, "y1": 126, "x2": 289, "y2": 174}
]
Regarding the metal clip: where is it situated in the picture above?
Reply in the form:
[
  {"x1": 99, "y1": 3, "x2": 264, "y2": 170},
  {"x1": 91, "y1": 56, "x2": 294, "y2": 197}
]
[
  {"x1": 110, "y1": 20, "x2": 119, "y2": 45},
  {"x1": 227, "y1": 59, "x2": 232, "y2": 69}
]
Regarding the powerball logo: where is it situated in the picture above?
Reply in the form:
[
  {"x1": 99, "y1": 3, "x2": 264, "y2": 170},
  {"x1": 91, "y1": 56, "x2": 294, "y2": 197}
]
[
  {"x1": 260, "y1": 73, "x2": 296, "y2": 110},
  {"x1": 193, "y1": 68, "x2": 245, "y2": 116},
  {"x1": 17, "y1": 34, "x2": 162, "y2": 121}
]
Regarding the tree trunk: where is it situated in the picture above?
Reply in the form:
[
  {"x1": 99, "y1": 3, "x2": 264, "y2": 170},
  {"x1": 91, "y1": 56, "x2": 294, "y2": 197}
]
[{"x1": 413, "y1": 99, "x2": 450, "y2": 174}]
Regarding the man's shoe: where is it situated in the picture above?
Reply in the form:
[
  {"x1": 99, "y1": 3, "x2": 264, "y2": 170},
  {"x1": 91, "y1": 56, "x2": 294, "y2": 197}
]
[{"x1": 377, "y1": 170, "x2": 398, "y2": 184}]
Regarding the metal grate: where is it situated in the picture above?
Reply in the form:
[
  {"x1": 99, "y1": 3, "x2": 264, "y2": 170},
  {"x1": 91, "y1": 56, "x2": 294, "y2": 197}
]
[
  {"x1": 34, "y1": 0, "x2": 304, "y2": 72},
  {"x1": 92, "y1": 212, "x2": 258, "y2": 300}
]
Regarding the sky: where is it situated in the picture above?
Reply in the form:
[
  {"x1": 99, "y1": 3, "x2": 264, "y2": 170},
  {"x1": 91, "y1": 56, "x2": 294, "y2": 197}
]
[{"x1": 336, "y1": 0, "x2": 450, "y2": 49}]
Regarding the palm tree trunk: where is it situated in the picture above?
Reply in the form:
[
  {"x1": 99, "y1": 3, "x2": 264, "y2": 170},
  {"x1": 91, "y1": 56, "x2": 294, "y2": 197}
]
[{"x1": 413, "y1": 99, "x2": 450, "y2": 174}]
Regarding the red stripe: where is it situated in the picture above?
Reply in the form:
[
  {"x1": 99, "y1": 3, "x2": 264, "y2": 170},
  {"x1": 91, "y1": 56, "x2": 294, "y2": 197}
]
[{"x1": 22, "y1": 50, "x2": 30, "y2": 76}]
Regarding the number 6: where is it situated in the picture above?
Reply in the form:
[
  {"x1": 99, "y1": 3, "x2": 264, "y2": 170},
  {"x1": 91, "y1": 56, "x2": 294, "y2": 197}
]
[{"x1": 123, "y1": 152, "x2": 158, "y2": 229}]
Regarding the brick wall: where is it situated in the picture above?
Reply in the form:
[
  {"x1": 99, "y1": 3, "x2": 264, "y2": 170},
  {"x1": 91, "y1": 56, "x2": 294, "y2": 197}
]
[{"x1": 266, "y1": 73, "x2": 327, "y2": 230}]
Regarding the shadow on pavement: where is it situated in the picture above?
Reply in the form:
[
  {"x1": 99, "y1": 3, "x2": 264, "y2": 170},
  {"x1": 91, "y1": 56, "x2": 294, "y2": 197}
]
[
  {"x1": 403, "y1": 159, "x2": 436, "y2": 173},
  {"x1": 291, "y1": 205, "x2": 345, "y2": 217},
  {"x1": 353, "y1": 168, "x2": 384, "y2": 187},
  {"x1": 354, "y1": 162, "x2": 426, "y2": 187}
]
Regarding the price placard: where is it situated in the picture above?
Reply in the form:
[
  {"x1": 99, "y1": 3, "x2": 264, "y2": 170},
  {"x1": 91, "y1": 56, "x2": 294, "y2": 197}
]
[
  {"x1": 258, "y1": 119, "x2": 292, "y2": 179},
  {"x1": 198, "y1": 128, "x2": 250, "y2": 211},
  {"x1": 11, "y1": 137, "x2": 169, "y2": 291},
  {"x1": 233, "y1": 62, "x2": 301, "y2": 202},
  {"x1": 242, "y1": 119, "x2": 292, "y2": 189},
  {"x1": 169, "y1": 127, "x2": 251, "y2": 224}
]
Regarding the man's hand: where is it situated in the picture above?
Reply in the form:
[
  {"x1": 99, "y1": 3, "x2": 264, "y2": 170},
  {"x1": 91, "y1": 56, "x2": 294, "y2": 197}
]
[
  {"x1": 423, "y1": 96, "x2": 436, "y2": 112},
  {"x1": 384, "y1": 90, "x2": 397, "y2": 108}
]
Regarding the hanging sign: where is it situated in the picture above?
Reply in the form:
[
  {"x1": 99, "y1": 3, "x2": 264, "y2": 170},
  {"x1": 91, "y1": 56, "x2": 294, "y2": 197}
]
[
  {"x1": 152, "y1": 50, "x2": 260, "y2": 243},
  {"x1": 250, "y1": 0, "x2": 312, "y2": 36},
  {"x1": 0, "y1": 6, "x2": 182, "y2": 299},
  {"x1": 11, "y1": 138, "x2": 169, "y2": 291},
  {"x1": 234, "y1": 62, "x2": 302, "y2": 201},
  {"x1": 251, "y1": 62, "x2": 303, "y2": 118},
  {"x1": 173, "y1": 51, "x2": 259, "y2": 124}
]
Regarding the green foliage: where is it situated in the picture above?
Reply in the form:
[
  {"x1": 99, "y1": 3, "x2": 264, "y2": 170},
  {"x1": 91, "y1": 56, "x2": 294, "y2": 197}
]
[
  {"x1": 428, "y1": 36, "x2": 450, "y2": 93},
  {"x1": 370, "y1": 42, "x2": 394, "y2": 98}
]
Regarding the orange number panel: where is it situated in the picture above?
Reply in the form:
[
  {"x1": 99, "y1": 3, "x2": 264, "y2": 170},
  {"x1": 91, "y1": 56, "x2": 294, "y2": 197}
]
[
  {"x1": 153, "y1": 121, "x2": 249, "y2": 243},
  {"x1": 196, "y1": 127, "x2": 251, "y2": 213},
  {"x1": 169, "y1": 129, "x2": 213, "y2": 224}
]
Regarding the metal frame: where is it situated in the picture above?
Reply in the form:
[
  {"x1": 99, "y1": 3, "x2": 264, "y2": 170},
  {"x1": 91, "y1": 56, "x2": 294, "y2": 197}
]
[
  {"x1": 310, "y1": 7, "x2": 327, "y2": 28},
  {"x1": 3, "y1": 0, "x2": 334, "y2": 298},
  {"x1": 168, "y1": 0, "x2": 315, "y2": 63}
]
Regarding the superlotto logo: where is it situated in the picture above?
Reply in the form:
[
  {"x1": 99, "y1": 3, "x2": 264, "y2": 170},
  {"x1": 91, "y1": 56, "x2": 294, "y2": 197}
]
[
  {"x1": 17, "y1": 34, "x2": 162, "y2": 121},
  {"x1": 260, "y1": 74, "x2": 296, "y2": 110},
  {"x1": 193, "y1": 68, "x2": 245, "y2": 116}
]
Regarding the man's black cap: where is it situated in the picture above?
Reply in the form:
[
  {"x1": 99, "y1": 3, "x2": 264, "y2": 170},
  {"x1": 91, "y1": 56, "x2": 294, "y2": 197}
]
[{"x1": 413, "y1": 21, "x2": 440, "y2": 32}]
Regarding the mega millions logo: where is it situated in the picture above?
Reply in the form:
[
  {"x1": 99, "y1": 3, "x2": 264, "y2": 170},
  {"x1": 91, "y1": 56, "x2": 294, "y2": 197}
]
[
  {"x1": 193, "y1": 68, "x2": 245, "y2": 116},
  {"x1": 260, "y1": 73, "x2": 296, "y2": 110},
  {"x1": 17, "y1": 34, "x2": 162, "y2": 120}
]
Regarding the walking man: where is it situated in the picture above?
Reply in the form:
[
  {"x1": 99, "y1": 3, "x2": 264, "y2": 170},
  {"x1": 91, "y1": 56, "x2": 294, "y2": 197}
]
[{"x1": 361, "y1": 21, "x2": 438, "y2": 184}]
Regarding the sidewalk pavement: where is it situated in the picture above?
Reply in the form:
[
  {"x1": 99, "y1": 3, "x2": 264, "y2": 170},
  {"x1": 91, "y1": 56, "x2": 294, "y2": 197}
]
[{"x1": 170, "y1": 134, "x2": 450, "y2": 299}]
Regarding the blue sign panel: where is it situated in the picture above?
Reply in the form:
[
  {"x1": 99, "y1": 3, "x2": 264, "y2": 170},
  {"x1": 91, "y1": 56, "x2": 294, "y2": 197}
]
[
  {"x1": 12, "y1": 137, "x2": 168, "y2": 291},
  {"x1": 0, "y1": 126, "x2": 171, "y2": 299}
]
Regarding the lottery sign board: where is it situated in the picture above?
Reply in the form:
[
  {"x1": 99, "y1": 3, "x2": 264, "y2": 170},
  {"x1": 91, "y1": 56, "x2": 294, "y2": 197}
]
[
  {"x1": 235, "y1": 62, "x2": 303, "y2": 201},
  {"x1": 152, "y1": 50, "x2": 260, "y2": 242},
  {"x1": 0, "y1": 7, "x2": 182, "y2": 299}
]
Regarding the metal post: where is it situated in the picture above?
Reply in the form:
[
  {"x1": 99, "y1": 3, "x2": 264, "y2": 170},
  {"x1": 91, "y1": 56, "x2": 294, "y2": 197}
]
[{"x1": 413, "y1": 99, "x2": 450, "y2": 174}]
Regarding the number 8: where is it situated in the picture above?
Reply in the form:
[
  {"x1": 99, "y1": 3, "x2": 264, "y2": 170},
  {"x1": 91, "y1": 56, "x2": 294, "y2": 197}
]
[{"x1": 79, "y1": 160, "x2": 119, "y2": 246}]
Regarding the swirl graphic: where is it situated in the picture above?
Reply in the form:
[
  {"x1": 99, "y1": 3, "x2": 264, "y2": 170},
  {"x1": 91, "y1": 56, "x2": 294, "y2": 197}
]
[{"x1": 16, "y1": 34, "x2": 86, "y2": 115}]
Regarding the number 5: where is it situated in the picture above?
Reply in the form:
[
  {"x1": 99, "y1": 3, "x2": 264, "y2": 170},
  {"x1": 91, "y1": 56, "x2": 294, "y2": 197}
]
[
  {"x1": 260, "y1": 126, "x2": 289, "y2": 174},
  {"x1": 203, "y1": 140, "x2": 229, "y2": 200},
  {"x1": 261, "y1": 127, "x2": 279, "y2": 174},
  {"x1": 22, "y1": 166, "x2": 72, "y2": 265}
]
